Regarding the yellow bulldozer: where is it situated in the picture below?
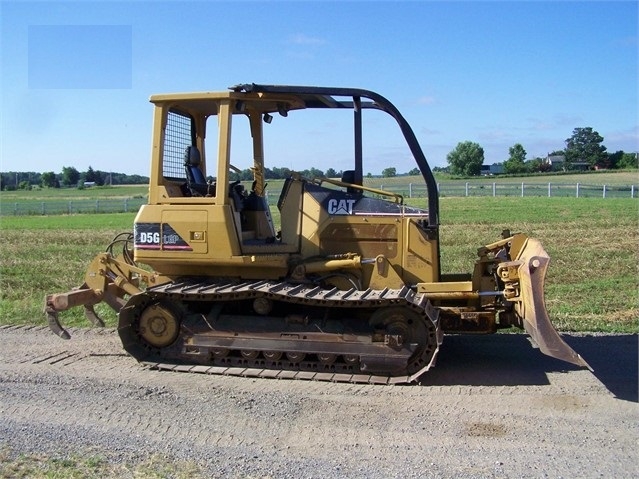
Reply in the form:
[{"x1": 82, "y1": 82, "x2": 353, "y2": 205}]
[{"x1": 45, "y1": 84, "x2": 589, "y2": 383}]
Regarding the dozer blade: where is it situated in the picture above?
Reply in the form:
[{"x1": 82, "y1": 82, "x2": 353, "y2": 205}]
[{"x1": 508, "y1": 237, "x2": 592, "y2": 370}]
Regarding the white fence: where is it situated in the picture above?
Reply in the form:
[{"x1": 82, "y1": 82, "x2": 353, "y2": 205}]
[
  {"x1": 1, "y1": 181, "x2": 636, "y2": 216},
  {"x1": 379, "y1": 182, "x2": 637, "y2": 199},
  {"x1": 1, "y1": 198, "x2": 147, "y2": 216}
]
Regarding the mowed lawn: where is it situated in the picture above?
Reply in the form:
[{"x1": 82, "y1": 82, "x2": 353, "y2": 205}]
[{"x1": 0, "y1": 196, "x2": 636, "y2": 333}]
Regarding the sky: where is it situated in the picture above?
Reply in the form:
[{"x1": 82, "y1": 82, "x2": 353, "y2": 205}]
[{"x1": 1, "y1": 0, "x2": 637, "y2": 176}]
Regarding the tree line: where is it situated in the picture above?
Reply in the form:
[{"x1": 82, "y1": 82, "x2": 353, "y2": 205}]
[
  {"x1": 1, "y1": 164, "x2": 414, "y2": 191},
  {"x1": 3, "y1": 126, "x2": 637, "y2": 190},
  {"x1": 1, "y1": 167, "x2": 149, "y2": 191},
  {"x1": 234, "y1": 166, "x2": 415, "y2": 181},
  {"x1": 445, "y1": 127, "x2": 638, "y2": 176}
]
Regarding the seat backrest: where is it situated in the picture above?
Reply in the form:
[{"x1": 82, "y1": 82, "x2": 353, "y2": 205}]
[
  {"x1": 341, "y1": 169, "x2": 360, "y2": 195},
  {"x1": 341, "y1": 170, "x2": 355, "y2": 184},
  {"x1": 277, "y1": 176, "x2": 304, "y2": 247},
  {"x1": 184, "y1": 146, "x2": 206, "y2": 185},
  {"x1": 277, "y1": 177, "x2": 293, "y2": 211}
]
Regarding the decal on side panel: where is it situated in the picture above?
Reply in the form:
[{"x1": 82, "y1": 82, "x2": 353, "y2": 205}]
[
  {"x1": 135, "y1": 223, "x2": 161, "y2": 250},
  {"x1": 327, "y1": 198, "x2": 358, "y2": 215},
  {"x1": 161, "y1": 223, "x2": 192, "y2": 250},
  {"x1": 134, "y1": 223, "x2": 192, "y2": 251}
]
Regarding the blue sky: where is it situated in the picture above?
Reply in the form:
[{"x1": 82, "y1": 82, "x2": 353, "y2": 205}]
[{"x1": 1, "y1": 0, "x2": 637, "y2": 176}]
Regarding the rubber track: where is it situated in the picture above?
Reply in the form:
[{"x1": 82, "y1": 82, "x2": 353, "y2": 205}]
[
  {"x1": 142, "y1": 278, "x2": 441, "y2": 384},
  {"x1": 142, "y1": 361, "x2": 420, "y2": 385},
  {"x1": 147, "y1": 278, "x2": 432, "y2": 313}
]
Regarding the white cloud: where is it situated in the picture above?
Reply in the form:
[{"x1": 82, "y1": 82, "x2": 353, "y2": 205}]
[
  {"x1": 288, "y1": 33, "x2": 327, "y2": 46},
  {"x1": 417, "y1": 96, "x2": 437, "y2": 105},
  {"x1": 604, "y1": 126, "x2": 639, "y2": 152},
  {"x1": 525, "y1": 115, "x2": 583, "y2": 132},
  {"x1": 420, "y1": 127, "x2": 441, "y2": 136},
  {"x1": 478, "y1": 129, "x2": 514, "y2": 142},
  {"x1": 612, "y1": 35, "x2": 637, "y2": 48}
]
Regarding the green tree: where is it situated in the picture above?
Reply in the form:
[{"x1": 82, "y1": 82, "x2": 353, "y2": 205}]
[
  {"x1": 617, "y1": 152, "x2": 638, "y2": 169},
  {"x1": 407, "y1": 167, "x2": 420, "y2": 176},
  {"x1": 504, "y1": 143, "x2": 527, "y2": 174},
  {"x1": 564, "y1": 127, "x2": 607, "y2": 168},
  {"x1": 41, "y1": 171, "x2": 57, "y2": 188},
  {"x1": 308, "y1": 167, "x2": 324, "y2": 178},
  {"x1": 446, "y1": 141, "x2": 484, "y2": 176},
  {"x1": 605, "y1": 150, "x2": 623, "y2": 169},
  {"x1": 61, "y1": 166, "x2": 80, "y2": 187},
  {"x1": 325, "y1": 168, "x2": 337, "y2": 178},
  {"x1": 84, "y1": 166, "x2": 97, "y2": 183},
  {"x1": 269, "y1": 167, "x2": 285, "y2": 179},
  {"x1": 382, "y1": 167, "x2": 397, "y2": 178},
  {"x1": 83, "y1": 166, "x2": 105, "y2": 185}
]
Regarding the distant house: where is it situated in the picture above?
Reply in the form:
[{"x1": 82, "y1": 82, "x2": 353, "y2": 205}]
[
  {"x1": 544, "y1": 154, "x2": 590, "y2": 172},
  {"x1": 83, "y1": 181, "x2": 96, "y2": 187},
  {"x1": 481, "y1": 163, "x2": 504, "y2": 175},
  {"x1": 570, "y1": 162, "x2": 591, "y2": 171},
  {"x1": 544, "y1": 155, "x2": 566, "y2": 171}
]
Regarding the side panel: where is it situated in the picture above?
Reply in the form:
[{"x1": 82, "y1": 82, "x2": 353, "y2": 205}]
[
  {"x1": 133, "y1": 204, "x2": 289, "y2": 278},
  {"x1": 133, "y1": 204, "x2": 239, "y2": 266},
  {"x1": 300, "y1": 184, "x2": 438, "y2": 285},
  {"x1": 403, "y1": 219, "x2": 439, "y2": 284},
  {"x1": 161, "y1": 210, "x2": 208, "y2": 254},
  {"x1": 320, "y1": 221, "x2": 398, "y2": 259}
]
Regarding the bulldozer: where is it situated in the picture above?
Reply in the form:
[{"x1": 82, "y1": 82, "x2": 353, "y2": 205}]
[{"x1": 45, "y1": 84, "x2": 589, "y2": 383}]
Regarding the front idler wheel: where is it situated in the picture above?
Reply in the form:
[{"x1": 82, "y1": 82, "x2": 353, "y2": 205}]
[
  {"x1": 138, "y1": 301, "x2": 181, "y2": 349},
  {"x1": 370, "y1": 307, "x2": 415, "y2": 350}
]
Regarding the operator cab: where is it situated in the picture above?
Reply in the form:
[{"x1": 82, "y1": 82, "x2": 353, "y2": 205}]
[{"x1": 143, "y1": 85, "x2": 439, "y2": 263}]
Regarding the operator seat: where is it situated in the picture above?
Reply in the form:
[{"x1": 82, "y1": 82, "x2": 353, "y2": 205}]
[
  {"x1": 341, "y1": 170, "x2": 361, "y2": 195},
  {"x1": 184, "y1": 146, "x2": 214, "y2": 196}
]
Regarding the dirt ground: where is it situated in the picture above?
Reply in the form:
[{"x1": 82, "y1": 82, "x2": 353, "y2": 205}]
[{"x1": 0, "y1": 325, "x2": 637, "y2": 478}]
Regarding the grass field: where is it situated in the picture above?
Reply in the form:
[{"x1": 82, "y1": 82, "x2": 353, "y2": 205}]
[
  {"x1": 0, "y1": 447, "x2": 201, "y2": 479},
  {"x1": 0, "y1": 184, "x2": 149, "y2": 201},
  {"x1": 0, "y1": 192, "x2": 636, "y2": 333}
]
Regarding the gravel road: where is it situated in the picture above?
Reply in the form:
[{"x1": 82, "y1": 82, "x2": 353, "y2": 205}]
[{"x1": 0, "y1": 325, "x2": 637, "y2": 478}]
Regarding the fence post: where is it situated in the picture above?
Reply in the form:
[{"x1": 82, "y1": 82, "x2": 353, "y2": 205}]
[
  {"x1": 41, "y1": 202, "x2": 45, "y2": 215},
  {"x1": 603, "y1": 185, "x2": 606, "y2": 199},
  {"x1": 548, "y1": 182, "x2": 551, "y2": 198},
  {"x1": 14, "y1": 203, "x2": 17, "y2": 215},
  {"x1": 576, "y1": 183, "x2": 580, "y2": 198},
  {"x1": 408, "y1": 183, "x2": 412, "y2": 198},
  {"x1": 124, "y1": 198, "x2": 128, "y2": 213},
  {"x1": 465, "y1": 182, "x2": 469, "y2": 197},
  {"x1": 521, "y1": 182, "x2": 524, "y2": 197},
  {"x1": 631, "y1": 185, "x2": 635, "y2": 199},
  {"x1": 437, "y1": 182, "x2": 440, "y2": 193}
]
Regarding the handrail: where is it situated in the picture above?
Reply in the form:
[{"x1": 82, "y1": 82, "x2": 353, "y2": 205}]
[{"x1": 315, "y1": 176, "x2": 404, "y2": 204}]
